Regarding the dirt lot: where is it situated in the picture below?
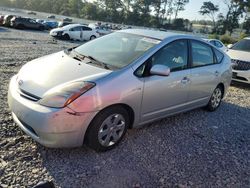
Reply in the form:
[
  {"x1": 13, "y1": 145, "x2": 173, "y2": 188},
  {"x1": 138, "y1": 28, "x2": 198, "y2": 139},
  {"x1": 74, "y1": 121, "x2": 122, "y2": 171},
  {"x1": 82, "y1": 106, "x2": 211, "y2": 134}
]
[{"x1": 0, "y1": 27, "x2": 250, "y2": 188}]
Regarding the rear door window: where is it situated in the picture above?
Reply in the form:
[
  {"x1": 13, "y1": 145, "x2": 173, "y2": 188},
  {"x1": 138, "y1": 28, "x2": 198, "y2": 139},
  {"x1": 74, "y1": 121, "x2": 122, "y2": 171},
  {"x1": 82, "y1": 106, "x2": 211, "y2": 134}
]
[
  {"x1": 191, "y1": 40, "x2": 215, "y2": 67},
  {"x1": 214, "y1": 48, "x2": 224, "y2": 63}
]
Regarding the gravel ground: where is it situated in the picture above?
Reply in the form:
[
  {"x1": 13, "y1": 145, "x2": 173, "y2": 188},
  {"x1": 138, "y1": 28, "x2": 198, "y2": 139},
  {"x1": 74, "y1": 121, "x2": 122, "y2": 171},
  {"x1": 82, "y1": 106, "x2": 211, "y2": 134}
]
[{"x1": 0, "y1": 27, "x2": 250, "y2": 188}]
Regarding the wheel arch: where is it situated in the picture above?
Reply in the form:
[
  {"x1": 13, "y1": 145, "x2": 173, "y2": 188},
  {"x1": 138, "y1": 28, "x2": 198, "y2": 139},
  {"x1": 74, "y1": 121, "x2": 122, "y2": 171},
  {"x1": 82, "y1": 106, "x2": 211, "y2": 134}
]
[
  {"x1": 217, "y1": 83, "x2": 225, "y2": 98},
  {"x1": 83, "y1": 103, "x2": 135, "y2": 145}
]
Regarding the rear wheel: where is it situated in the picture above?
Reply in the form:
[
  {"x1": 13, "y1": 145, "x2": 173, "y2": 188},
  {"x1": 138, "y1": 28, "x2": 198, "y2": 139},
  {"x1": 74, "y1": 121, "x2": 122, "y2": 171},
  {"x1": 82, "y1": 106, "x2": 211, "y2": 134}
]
[
  {"x1": 86, "y1": 106, "x2": 129, "y2": 152},
  {"x1": 205, "y1": 86, "x2": 223, "y2": 111},
  {"x1": 90, "y1": 35, "x2": 96, "y2": 40}
]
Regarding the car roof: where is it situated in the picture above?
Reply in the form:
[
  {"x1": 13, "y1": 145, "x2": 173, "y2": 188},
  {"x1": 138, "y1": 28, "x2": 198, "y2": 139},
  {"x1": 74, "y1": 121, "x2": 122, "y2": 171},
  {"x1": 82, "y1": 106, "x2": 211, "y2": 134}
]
[
  {"x1": 63, "y1": 24, "x2": 85, "y2": 28},
  {"x1": 119, "y1": 29, "x2": 187, "y2": 40}
]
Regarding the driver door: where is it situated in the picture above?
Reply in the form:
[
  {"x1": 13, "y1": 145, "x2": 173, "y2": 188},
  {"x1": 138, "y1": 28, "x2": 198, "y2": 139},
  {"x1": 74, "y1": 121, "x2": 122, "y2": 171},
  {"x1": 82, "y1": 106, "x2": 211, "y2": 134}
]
[{"x1": 140, "y1": 40, "x2": 191, "y2": 122}]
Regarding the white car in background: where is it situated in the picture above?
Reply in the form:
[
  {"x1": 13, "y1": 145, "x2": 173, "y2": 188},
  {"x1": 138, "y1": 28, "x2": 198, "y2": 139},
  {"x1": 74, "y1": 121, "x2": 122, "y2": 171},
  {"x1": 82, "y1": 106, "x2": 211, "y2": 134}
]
[
  {"x1": 50, "y1": 24, "x2": 99, "y2": 41},
  {"x1": 88, "y1": 23, "x2": 112, "y2": 36},
  {"x1": 205, "y1": 39, "x2": 227, "y2": 52},
  {"x1": 227, "y1": 37, "x2": 250, "y2": 84}
]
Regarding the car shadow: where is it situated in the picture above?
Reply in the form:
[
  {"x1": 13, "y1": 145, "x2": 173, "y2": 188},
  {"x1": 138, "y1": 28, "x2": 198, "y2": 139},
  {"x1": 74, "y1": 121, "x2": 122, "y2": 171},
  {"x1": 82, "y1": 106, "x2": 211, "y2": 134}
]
[
  {"x1": 231, "y1": 81, "x2": 250, "y2": 90},
  {"x1": 0, "y1": 26, "x2": 10, "y2": 32},
  {"x1": 36, "y1": 101, "x2": 250, "y2": 187}
]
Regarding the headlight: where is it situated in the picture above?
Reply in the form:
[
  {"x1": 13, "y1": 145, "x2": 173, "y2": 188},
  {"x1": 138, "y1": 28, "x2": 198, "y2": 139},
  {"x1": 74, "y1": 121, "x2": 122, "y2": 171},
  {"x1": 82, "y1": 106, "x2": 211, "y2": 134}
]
[{"x1": 39, "y1": 81, "x2": 95, "y2": 108}]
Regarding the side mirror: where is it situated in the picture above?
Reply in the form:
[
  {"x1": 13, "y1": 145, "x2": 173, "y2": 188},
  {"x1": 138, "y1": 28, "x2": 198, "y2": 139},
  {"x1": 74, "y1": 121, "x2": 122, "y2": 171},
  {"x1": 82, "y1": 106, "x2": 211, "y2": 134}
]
[
  {"x1": 227, "y1": 44, "x2": 233, "y2": 49},
  {"x1": 150, "y1": 64, "x2": 170, "y2": 76}
]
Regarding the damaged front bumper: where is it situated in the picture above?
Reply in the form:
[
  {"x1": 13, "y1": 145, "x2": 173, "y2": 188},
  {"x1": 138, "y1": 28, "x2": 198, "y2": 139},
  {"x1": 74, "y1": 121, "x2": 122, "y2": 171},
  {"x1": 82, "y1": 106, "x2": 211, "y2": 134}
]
[{"x1": 8, "y1": 75, "x2": 98, "y2": 148}]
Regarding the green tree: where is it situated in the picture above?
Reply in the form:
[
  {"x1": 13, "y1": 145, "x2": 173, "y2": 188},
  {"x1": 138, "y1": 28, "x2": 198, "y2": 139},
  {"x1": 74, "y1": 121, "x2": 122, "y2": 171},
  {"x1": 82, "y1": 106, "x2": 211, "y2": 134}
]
[
  {"x1": 173, "y1": 0, "x2": 189, "y2": 20},
  {"x1": 224, "y1": 0, "x2": 245, "y2": 35},
  {"x1": 199, "y1": 1, "x2": 219, "y2": 30}
]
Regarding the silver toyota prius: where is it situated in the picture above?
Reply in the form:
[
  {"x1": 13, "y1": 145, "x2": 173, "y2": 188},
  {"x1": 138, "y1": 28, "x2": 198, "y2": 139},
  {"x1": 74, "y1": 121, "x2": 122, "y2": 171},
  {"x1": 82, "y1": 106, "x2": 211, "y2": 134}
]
[{"x1": 8, "y1": 29, "x2": 232, "y2": 151}]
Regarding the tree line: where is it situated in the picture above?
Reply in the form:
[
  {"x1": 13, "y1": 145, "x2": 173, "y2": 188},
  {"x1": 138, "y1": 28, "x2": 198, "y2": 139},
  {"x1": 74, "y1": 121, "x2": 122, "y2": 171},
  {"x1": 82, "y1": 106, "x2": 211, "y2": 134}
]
[
  {"x1": 0, "y1": 0, "x2": 250, "y2": 35},
  {"x1": 199, "y1": 0, "x2": 250, "y2": 35},
  {"x1": 0, "y1": 0, "x2": 191, "y2": 30}
]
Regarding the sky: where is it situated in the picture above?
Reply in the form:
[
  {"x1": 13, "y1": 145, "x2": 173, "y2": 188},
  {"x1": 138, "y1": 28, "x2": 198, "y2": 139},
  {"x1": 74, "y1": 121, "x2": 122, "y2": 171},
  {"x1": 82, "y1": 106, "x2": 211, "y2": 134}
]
[{"x1": 178, "y1": 0, "x2": 228, "y2": 21}]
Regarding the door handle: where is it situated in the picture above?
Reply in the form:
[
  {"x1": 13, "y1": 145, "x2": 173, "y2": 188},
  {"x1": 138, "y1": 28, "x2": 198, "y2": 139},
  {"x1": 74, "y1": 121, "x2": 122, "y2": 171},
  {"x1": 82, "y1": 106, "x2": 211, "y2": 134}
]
[
  {"x1": 215, "y1": 71, "x2": 219, "y2": 76},
  {"x1": 181, "y1": 77, "x2": 190, "y2": 84}
]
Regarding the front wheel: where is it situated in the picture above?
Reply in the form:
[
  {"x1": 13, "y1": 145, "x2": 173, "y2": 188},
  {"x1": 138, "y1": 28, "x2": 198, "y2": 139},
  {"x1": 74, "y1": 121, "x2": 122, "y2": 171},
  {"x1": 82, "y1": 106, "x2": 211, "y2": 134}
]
[
  {"x1": 205, "y1": 86, "x2": 223, "y2": 111},
  {"x1": 63, "y1": 34, "x2": 70, "y2": 40},
  {"x1": 86, "y1": 106, "x2": 129, "y2": 152}
]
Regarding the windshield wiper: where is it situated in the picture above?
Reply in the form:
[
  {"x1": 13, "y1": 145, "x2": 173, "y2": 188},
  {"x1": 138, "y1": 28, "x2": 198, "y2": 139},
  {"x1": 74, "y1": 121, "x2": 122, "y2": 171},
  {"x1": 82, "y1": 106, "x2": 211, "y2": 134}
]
[
  {"x1": 85, "y1": 55, "x2": 111, "y2": 70},
  {"x1": 71, "y1": 50, "x2": 116, "y2": 70}
]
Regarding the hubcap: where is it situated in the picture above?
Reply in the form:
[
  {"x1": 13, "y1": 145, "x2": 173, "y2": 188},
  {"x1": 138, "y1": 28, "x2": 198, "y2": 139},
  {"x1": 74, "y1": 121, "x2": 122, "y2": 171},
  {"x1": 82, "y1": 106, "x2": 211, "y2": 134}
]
[
  {"x1": 211, "y1": 88, "x2": 222, "y2": 108},
  {"x1": 98, "y1": 114, "x2": 125, "y2": 147}
]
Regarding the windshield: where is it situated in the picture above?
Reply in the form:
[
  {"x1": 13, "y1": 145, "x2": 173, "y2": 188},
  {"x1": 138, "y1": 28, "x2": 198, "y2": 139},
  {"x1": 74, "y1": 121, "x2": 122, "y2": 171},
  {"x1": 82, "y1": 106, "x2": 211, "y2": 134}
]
[
  {"x1": 74, "y1": 32, "x2": 161, "y2": 69},
  {"x1": 231, "y1": 39, "x2": 250, "y2": 52}
]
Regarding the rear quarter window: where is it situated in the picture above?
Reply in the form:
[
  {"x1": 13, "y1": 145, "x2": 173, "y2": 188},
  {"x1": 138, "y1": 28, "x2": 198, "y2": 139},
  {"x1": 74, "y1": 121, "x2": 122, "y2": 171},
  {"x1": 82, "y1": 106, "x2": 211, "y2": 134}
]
[{"x1": 214, "y1": 48, "x2": 224, "y2": 63}]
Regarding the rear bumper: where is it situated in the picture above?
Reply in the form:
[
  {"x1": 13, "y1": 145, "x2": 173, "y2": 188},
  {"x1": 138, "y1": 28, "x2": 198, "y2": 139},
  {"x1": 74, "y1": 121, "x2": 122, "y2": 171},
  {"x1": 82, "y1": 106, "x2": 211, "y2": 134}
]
[
  {"x1": 232, "y1": 69, "x2": 250, "y2": 84},
  {"x1": 8, "y1": 75, "x2": 98, "y2": 148}
]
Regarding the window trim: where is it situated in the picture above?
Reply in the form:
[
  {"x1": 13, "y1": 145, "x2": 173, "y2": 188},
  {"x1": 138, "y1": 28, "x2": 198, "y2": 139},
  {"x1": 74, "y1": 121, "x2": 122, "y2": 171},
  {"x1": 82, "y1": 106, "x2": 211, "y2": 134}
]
[{"x1": 134, "y1": 39, "x2": 190, "y2": 77}]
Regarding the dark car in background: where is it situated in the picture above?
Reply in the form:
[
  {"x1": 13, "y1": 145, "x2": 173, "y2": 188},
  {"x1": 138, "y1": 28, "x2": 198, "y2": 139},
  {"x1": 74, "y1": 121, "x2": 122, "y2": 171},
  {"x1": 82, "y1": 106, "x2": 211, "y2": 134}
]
[
  {"x1": 27, "y1": 11, "x2": 36, "y2": 15},
  {"x1": 10, "y1": 17, "x2": 45, "y2": 30},
  {"x1": 62, "y1": 17, "x2": 72, "y2": 22},
  {"x1": 47, "y1": 15, "x2": 55, "y2": 19}
]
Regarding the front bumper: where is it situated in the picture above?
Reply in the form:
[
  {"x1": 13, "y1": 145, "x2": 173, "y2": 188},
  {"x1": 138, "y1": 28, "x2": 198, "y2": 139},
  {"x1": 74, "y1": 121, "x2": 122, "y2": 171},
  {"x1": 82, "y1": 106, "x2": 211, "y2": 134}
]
[
  {"x1": 232, "y1": 69, "x2": 250, "y2": 84},
  {"x1": 8, "y1": 75, "x2": 98, "y2": 148}
]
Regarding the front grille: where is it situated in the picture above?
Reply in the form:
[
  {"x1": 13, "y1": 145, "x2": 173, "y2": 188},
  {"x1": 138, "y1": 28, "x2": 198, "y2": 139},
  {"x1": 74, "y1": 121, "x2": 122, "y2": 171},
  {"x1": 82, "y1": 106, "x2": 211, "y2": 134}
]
[
  {"x1": 232, "y1": 59, "x2": 250, "y2": 71},
  {"x1": 18, "y1": 89, "x2": 40, "y2": 102}
]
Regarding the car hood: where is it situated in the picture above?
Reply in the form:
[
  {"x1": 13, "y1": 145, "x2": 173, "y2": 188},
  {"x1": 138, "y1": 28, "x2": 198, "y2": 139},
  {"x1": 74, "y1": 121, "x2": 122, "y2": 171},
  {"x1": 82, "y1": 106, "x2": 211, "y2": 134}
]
[
  {"x1": 226, "y1": 49, "x2": 250, "y2": 62},
  {"x1": 17, "y1": 51, "x2": 111, "y2": 98},
  {"x1": 51, "y1": 27, "x2": 64, "y2": 32}
]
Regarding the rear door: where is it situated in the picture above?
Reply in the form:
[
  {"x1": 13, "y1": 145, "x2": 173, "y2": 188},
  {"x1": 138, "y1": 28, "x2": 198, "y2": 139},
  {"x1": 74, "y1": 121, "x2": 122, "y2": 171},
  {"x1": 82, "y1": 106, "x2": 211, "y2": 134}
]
[
  {"x1": 140, "y1": 39, "x2": 191, "y2": 122},
  {"x1": 69, "y1": 26, "x2": 82, "y2": 40},
  {"x1": 188, "y1": 40, "x2": 221, "y2": 105},
  {"x1": 81, "y1": 26, "x2": 93, "y2": 41}
]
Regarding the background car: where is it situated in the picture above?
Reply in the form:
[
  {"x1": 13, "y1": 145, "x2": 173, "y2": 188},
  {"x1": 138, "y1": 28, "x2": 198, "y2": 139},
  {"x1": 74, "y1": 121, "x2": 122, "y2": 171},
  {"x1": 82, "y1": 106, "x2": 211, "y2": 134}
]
[
  {"x1": 62, "y1": 17, "x2": 72, "y2": 22},
  {"x1": 50, "y1": 24, "x2": 99, "y2": 41},
  {"x1": 205, "y1": 39, "x2": 227, "y2": 52},
  {"x1": 37, "y1": 20, "x2": 58, "y2": 30},
  {"x1": 27, "y1": 11, "x2": 36, "y2": 15},
  {"x1": 10, "y1": 17, "x2": 46, "y2": 30},
  {"x1": 227, "y1": 37, "x2": 250, "y2": 84},
  {"x1": 88, "y1": 23, "x2": 112, "y2": 36},
  {"x1": 47, "y1": 15, "x2": 55, "y2": 19}
]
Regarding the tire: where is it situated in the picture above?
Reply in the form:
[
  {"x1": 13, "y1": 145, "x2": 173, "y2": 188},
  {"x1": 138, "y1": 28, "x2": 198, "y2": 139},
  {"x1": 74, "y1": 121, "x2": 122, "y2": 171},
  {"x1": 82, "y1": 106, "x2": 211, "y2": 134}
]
[
  {"x1": 86, "y1": 106, "x2": 130, "y2": 152},
  {"x1": 205, "y1": 86, "x2": 223, "y2": 112},
  {"x1": 63, "y1": 34, "x2": 70, "y2": 40},
  {"x1": 90, "y1": 35, "x2": 96, "y2": 40}
]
